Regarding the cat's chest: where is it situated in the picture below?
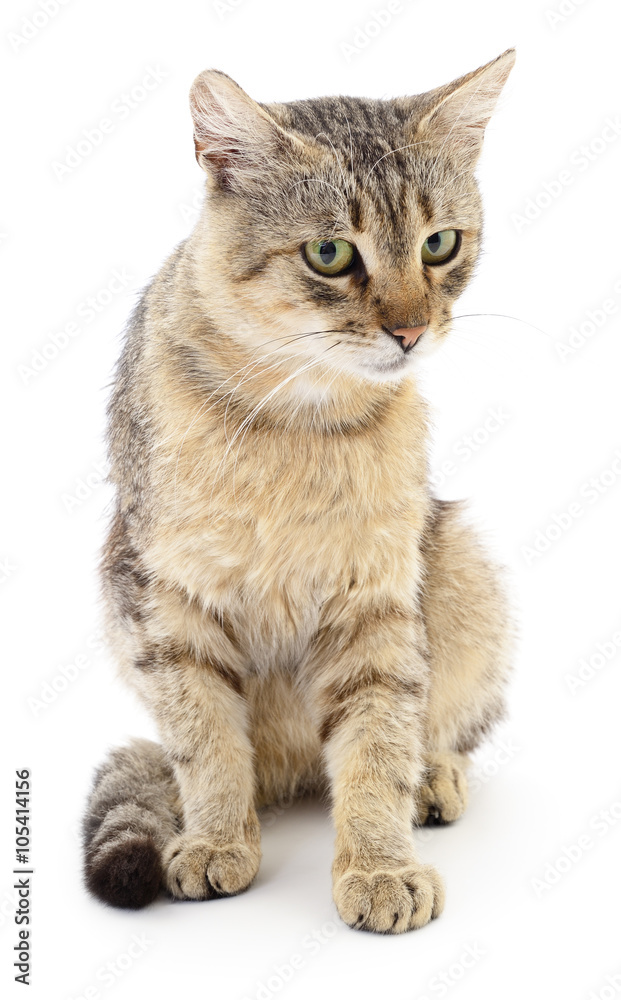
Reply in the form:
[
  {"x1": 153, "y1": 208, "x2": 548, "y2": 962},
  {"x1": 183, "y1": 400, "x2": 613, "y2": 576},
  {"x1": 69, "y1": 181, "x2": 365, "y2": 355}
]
[
  {"x1": 155, "y1": 418, "x2": 429, "y2": 604},
  {"x1": 177, "y1": 439, "x2": 425, "y2": 668}
]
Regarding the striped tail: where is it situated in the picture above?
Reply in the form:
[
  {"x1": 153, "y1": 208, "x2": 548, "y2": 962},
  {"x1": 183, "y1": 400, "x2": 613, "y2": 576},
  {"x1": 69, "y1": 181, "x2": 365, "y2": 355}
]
[{"x1": 82, "y1": 739, "x2": 180, "y2": 909}]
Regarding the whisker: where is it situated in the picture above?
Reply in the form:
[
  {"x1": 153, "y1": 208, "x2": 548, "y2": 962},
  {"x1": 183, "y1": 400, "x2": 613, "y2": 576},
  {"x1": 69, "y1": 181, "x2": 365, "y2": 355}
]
[
  {"x1": 172, "y1": 332, "x2": 337, "y2": 522},
  {"x1": 344, "y1": 114, "x2": 355, "y2": 175},
  {"x1": 432, "y1": 166, "x2": 476, "y2": 205},
  {"x1": 308, "y1": 352, "x2": 344, "y2": 434},
  {"x1": 213, "y1": 353, "x2": 333, "y2": 506},
  {"x1": 452, "y1": 312, "x2": 555, "y2": 340},
  {"x1": 221, "y1": 351, "x2": 294, "y2": 453},
  {"x1": 172, "y1": 349, "x2": 290, "y2": 523},
  {"x1": 230, "y1": 344, "x2": 343, "y2": 507},
  {"x1": 286, "y1": 178, "x2": 350, "y2": 224},
  {"x1": 448, "y1": 329, "x2": 512, "y2": 366},
  {"x1": 218, "y1": 333, "x2": 337, "y2": 447},
  {"x1": 173, "y1": 328, "x2": 359, "y2": 520},
  {"x1": 363, "y1": 140, "x2": 432, "y2": 187},
  {"x1": 279, "y1": 342, "x2": 343, "y2": 438},
  {"x1": 313, "y1": 131, "x2": 350, "y2": 197},
  {"x1": 233, "y1": 340, "x2": 341, "y2": 500}
]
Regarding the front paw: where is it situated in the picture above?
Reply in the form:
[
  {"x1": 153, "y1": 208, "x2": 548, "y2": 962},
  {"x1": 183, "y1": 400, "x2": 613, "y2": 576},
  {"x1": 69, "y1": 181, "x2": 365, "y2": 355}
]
[
  {"x1": 163, "y1": 834, "x2": 261, "y2": 900},
  {"x1": 333, "y1": 862, "x2": 444, "y2": 933}
]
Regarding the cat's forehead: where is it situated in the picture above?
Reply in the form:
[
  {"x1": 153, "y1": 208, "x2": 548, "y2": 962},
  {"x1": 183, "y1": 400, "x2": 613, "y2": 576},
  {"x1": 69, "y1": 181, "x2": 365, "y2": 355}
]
[{"x1": 263, "y1": 95, "x2": 426, "y2": 176}]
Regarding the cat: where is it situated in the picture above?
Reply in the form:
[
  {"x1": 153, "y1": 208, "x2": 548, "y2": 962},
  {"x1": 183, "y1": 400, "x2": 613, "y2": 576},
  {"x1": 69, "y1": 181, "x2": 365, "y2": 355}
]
[{"x1": 82, "y1": 49, "x2": 516, "y2": 934}]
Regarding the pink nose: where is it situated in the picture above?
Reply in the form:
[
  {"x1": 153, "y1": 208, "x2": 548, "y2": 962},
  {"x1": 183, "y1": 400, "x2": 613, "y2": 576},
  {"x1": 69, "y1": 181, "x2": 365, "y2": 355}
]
[{"x1": 392, "y1": 325, "x2": 427, "y2": 350}]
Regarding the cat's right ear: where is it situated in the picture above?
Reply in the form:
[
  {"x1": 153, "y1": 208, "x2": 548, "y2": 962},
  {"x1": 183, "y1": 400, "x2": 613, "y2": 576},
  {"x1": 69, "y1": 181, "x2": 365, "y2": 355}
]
[
  {"x1": 189, "y1": 70, "x2": 301, "y2": 190},
  {"x1": 411, "y1": 48, "x2": 516, "y2": 168}
]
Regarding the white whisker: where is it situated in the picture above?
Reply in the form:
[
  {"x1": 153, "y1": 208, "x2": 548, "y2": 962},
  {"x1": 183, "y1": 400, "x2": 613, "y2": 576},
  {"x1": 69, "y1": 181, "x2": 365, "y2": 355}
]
[
  {"x1": 452, "y1": 312, "x2": 554, "y2": 340},
  {"x1": 230, "y1": 345, "x2": 342, "y2": 508},
  {"x1": 313, "y1": 131, "x2": 350, "y2": 198},
  {"x1": 286, "y1": 177, "x2": 350, "y2": 221},
  {"x1": 344, "y1": 114, "x2": 355, "y2": 175},
  {"x1": 363, "y1": 140, "x2": 432, "y2": 187},
  {"x1": 172, "y1": 332, "x2": 335, "y2": 522},
  {"x1": 209, "y1": 352, "x2": 334, "y2": 506}
]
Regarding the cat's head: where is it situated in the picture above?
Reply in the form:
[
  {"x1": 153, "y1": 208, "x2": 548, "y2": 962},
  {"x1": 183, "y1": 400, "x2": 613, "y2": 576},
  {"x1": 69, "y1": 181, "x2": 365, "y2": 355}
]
[{"x1": 188, "y1": 51, "x2": 515, "y2": 385}]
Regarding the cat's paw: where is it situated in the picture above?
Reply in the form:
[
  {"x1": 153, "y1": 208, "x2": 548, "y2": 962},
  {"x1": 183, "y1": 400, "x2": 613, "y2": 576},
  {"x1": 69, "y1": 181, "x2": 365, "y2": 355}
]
[
  {"x1": 333, "y1": 862, "x2": 444, "y2": 933},
  {"x1": 163, "y1": 835, "x2": 260, "y2": 900},
  {"x1": 414, "y1": 751, "x2": 469, "y2": 826}
]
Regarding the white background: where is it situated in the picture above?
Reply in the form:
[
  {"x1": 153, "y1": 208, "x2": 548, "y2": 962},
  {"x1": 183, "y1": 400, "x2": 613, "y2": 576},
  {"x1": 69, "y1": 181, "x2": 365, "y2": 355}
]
[{"x1": 3, "y1": 0, "x2": 621, "y2": 997}]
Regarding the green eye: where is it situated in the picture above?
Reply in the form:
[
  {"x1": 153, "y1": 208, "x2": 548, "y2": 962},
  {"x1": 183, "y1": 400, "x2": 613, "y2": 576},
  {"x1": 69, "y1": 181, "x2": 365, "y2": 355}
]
[
  {"x1": 421, "y1": 229, "x2": 459, "y2": 265},
  {"x1": 304, "y1": 238, "x2": 355, "y2": 275}
]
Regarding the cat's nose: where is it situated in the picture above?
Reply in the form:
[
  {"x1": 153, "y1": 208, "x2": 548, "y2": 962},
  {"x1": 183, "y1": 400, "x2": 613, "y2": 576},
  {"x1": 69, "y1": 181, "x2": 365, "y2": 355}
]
[{"x1": 384, "y1": 324, "x2": 428, "y2": 353}]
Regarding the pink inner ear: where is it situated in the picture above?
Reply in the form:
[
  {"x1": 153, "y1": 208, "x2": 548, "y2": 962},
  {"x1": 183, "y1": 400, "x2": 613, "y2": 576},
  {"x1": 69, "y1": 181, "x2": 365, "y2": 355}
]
[{"x1": 194, "y1": 132, "x2": 241, "y2": 172}]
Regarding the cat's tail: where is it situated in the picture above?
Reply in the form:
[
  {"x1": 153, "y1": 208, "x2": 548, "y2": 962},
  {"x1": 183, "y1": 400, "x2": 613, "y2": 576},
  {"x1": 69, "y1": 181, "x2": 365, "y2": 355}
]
[{"x1": 82, "y1": 738, "x2": 180, "y2": 909}]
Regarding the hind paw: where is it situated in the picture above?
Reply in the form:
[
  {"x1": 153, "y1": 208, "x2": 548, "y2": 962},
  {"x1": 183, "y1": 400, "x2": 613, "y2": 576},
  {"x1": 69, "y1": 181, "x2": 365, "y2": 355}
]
[
  {"x1": 414, "y1": 751, "x2": 469, "y2": 826},
  {"x1": 163, "y1": 835, "x2": 261, "y2": 900}
]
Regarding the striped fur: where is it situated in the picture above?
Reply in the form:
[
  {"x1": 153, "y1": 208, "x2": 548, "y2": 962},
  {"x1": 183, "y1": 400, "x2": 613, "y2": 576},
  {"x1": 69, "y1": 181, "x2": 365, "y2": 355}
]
[{"x1": 83, "y1": 50, "x2": 516, "y2": 931}]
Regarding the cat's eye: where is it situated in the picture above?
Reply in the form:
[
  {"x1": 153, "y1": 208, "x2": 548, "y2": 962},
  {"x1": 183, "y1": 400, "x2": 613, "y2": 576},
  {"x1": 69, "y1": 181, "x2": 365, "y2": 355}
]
[
  {"x1": 421, "y1": 229, "x2": 460, "y2": 265},
  {"x1": 304, "y1": 238, "x2": 355, "y2": 276}
]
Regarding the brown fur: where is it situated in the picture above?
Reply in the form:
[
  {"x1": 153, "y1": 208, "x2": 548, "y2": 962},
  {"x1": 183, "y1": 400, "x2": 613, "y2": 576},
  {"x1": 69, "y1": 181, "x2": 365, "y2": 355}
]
[{"x1": 83, "y1": 50, "x2": 516, "y2": 932}]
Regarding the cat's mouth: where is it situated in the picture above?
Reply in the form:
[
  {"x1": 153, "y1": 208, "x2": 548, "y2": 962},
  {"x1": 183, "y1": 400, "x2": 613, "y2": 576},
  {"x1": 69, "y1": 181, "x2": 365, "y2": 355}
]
[
  {"x1": 356, "y1": 326, "x2": 430, "y2": 380},
  {"x1": 381, "y1": 325, "x2": 428, "y2": 353},
  {"x1": 380, "y1": 325, "x2": 427, "y2": 364}
]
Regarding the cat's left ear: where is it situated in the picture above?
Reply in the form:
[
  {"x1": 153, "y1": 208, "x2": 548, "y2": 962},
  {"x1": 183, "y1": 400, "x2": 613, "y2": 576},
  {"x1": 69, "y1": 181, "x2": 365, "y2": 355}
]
[
  {"x1": 189, "y1": 69, "x2": 306, "y2": 190},
  {"x1": 412, "y1": 48, "x2": 516, "y2": 167}
]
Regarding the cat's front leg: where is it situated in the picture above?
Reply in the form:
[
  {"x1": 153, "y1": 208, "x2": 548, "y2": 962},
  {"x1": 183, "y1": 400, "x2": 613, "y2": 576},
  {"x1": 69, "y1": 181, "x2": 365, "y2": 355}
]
[
  {"x1": 306, "y1": 597, "x2": 443, "y2": 933},
  {"x1": 138, "y1": 648, "x2": 261, "y2": 901}
]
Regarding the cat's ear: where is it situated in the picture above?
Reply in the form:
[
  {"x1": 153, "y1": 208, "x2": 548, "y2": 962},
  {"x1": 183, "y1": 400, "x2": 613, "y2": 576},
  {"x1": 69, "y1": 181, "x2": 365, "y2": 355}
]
[
  {"x1": 189, "y1": 69, "x2": 302, "y2": 189},
  {"x1": 413, "y1": 48, "x2": 516, "y2": 167}
]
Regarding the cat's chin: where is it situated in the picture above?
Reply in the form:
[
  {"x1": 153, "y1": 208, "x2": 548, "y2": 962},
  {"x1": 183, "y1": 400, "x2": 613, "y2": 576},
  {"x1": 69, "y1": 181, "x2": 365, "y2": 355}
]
[
  {"x1": 361, "y1": 364, "x2": 414, "y2": 385},
  {"x1": 340, "y1": 354, "x2": 420, "y2": 385},
  {"x1": 335, "y1": 330, "x2": 440, "y2": 384}
]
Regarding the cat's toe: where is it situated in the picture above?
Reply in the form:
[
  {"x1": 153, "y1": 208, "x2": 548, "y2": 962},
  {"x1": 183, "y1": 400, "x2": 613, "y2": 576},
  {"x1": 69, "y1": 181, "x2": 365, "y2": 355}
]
[
  {"x1": 163, "y1": 835, "x2": 260, "y2": 900},
  {"x1": 334, "y1": 863, "x2": 444, "y2": 934}
]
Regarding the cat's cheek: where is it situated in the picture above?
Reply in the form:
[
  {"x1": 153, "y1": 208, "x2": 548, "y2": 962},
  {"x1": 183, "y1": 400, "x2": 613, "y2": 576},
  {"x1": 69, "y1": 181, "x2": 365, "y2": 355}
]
[{"x1": 412, "y1": 330, "x2": 445, "y2": 359}]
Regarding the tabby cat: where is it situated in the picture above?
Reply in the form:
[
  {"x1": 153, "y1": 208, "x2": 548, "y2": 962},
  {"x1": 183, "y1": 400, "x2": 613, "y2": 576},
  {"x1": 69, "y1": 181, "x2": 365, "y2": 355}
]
[{"x1": 83, "y1": 49, "x2": 516, "y2": 933}]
